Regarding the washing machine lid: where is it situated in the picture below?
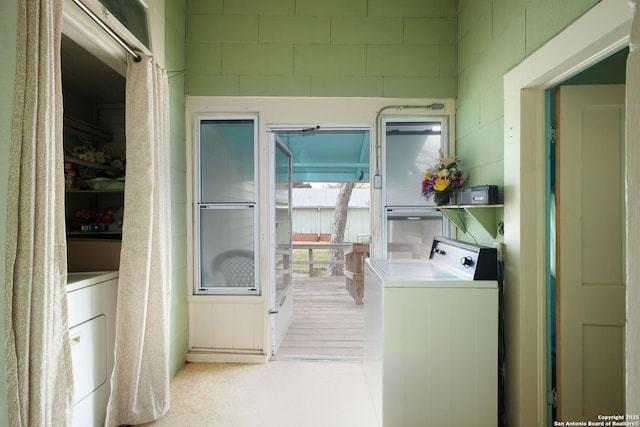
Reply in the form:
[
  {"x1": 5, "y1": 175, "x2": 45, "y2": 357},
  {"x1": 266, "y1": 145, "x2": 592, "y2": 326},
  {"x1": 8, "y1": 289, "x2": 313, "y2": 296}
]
[
  {"x1": 371, "y1": 258, "x2": 462, "y2": 280},
  {"x1": 368, "y1": 258, "x2": 497, "y2": 288},
  {"x1": 368, "y1": 237, "x2": 498, "y2": 287}
]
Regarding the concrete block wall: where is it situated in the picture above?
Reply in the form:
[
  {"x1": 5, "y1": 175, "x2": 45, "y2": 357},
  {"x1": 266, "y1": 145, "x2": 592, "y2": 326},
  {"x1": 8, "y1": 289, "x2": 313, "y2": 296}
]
[
  {"x1": 456, "y1": 1, "x2": 608, "y2": 425},
  {"x1": 186, "y1": 0, "x2": 457, "y2": 97},
  {"x1": 455, "y1": 0, "x2": 599, "y2": 192},
  {"x1": 165, "y1": 0, "x2": 189, "y2": 377}
]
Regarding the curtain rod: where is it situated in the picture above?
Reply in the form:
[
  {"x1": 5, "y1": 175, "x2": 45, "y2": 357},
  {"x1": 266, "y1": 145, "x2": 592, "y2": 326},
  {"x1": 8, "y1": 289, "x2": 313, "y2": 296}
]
[{"x1": 71, "y1": 0, "x2": 142, "y2": 62}]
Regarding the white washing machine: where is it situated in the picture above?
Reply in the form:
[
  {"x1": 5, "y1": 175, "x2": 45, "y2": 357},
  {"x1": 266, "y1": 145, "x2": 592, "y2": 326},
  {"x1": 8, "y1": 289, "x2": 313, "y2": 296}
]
[
  {"x1": 364, "y1": 237, "x2": 498, "y2": 427},
  {"x1": 67, "y1": 271, "x2": 118, "y2": 427}
]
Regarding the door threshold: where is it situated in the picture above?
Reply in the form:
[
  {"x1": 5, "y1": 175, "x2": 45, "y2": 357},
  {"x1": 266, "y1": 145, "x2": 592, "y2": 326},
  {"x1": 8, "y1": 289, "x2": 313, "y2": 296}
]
[{"x1": 270, "y1": 355, "x2": 364, "y2": 363}]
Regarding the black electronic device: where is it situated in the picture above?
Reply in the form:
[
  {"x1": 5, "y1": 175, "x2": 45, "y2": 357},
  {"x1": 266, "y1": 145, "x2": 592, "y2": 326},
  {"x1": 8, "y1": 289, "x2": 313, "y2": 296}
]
[{"x1": 460, "y1": 185, "x2": 499, "y2": 205}]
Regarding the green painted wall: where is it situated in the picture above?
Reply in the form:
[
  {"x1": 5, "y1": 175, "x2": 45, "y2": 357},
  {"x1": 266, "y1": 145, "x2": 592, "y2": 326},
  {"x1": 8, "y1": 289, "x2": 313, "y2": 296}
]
[
  {"x1": 166, "y1": 0, "x2": 189, "y2": 377},
  {"x1": 456, "y1": 0, "x2": 599, "y2": 196},
  {"x1": 185, "y1": 0, "x2": 457, "y2": 97},
  {"x1": 0, "y1": 0, "x2": 618, "y2": 420},
  {"x1": 185, "y1": 0, "x2": 604, "y2": 194}
]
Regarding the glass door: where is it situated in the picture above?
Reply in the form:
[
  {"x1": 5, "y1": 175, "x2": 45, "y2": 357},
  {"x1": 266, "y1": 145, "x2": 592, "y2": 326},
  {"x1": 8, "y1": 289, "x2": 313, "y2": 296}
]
[
  {"x1": 274, "y1": 138, "x2": 293, "y2": 303},
  {"x1": 270, "y1": 135, "x2": 293, "y2": 354}
]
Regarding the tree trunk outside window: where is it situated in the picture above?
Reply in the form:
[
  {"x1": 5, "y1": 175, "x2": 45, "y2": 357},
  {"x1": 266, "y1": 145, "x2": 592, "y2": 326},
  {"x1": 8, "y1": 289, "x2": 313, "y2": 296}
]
[{"x1": 326, "y1": 182, "x2": 355, "y2": 276}]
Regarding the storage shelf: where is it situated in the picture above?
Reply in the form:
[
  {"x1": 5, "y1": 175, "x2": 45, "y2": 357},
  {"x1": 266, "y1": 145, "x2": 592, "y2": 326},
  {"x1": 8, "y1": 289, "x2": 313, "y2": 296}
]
[
  {"x1": 65, "y1": 189, "x2": 124, "y2": 194},
  {"x1": 67, "y1": 231, "x2": 122, "y2": 236},
  {"x1": 64, "y1": 155, "x2": 123, "y2": 175},
  {"x1": 438, "y1": 204, "x2": 504, "y2": 238},
  {"x1": 64, "y1": 116, "x2": 123, "y2": 245},
  {"x1": 64, "y1": 117, "x2": 113, "y2": 143}
]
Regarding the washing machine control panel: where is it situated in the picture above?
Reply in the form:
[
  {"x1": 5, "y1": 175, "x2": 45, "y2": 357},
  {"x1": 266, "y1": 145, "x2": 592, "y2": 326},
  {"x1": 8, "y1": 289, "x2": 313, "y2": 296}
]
[
  {"x1": 429, "y1": 237, "x2": 497, "y2": 280},
  {"x1": 460, "y1": 256, "x2": 474, "y2": 268}
]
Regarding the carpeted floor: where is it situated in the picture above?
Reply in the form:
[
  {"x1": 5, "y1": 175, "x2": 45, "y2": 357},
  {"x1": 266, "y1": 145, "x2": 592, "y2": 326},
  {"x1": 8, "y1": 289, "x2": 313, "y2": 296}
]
[{"x1": 139, "y1": 360, "x2": 380, "y2": 427}]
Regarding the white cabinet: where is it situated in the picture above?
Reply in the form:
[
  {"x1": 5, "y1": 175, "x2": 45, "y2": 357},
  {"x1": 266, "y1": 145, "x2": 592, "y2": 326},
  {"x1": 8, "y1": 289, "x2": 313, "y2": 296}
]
[{"x1": 67, "y1": 271, "x2": 118, "y2": 427}]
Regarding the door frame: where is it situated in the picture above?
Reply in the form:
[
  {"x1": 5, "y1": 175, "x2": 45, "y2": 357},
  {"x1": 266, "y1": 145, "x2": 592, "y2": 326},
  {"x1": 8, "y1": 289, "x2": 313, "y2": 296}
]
[
  {"x1": 266, "y1": 123, "x2": 373, "y2": 358},
  {"x1": 503, "y1": 0, "x2": 632, "y2": 425}
]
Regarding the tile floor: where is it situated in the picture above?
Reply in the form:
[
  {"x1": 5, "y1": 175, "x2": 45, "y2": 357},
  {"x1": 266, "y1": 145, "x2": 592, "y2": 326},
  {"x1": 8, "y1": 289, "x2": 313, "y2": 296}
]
[{"x1": 140, "y1": 360, "x2": 380, "y2": 427}]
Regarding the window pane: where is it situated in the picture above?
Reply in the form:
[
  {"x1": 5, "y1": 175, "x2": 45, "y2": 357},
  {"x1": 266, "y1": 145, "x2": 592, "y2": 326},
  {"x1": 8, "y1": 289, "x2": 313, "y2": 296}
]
[
  {"x1": 200, "y1": 120, "x2": 255, "y2": 203},
  {"x1": 199, "y1": 207, "x2": 256, "y2": 292},
  {"x1": 386, "y1": 211, "x2": 442, "y2": 259},
  {"x1": 98, "y1": 0, "x2": 150, "y2": 48},
  {"x1": 385, "y1": 121, "x2": 444, "y2": 206},
  {"x1": 275, "y1": 144, "x2": 292, "y2": 300}
]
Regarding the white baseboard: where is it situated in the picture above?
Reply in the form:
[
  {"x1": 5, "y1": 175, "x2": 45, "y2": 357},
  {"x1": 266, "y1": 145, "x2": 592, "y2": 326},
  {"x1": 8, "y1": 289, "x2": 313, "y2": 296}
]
[{"x1": 186, "y1": 350, "x2": 268, "y2": 364}]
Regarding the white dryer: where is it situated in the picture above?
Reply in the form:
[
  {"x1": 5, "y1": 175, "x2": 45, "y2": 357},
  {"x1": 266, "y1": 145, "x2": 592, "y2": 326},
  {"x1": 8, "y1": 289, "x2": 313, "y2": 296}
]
[
  {"x1": 67, "y1": 271, "x2": 118, "y2": 427},
  {"x1": 364, "y1": 237, "x2": 498, "y2": 427}
]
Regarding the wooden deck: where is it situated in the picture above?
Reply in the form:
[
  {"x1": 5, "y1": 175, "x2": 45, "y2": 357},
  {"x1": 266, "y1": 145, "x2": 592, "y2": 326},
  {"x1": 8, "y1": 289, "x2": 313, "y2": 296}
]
[{"x1": 273, "y1": 275, "x2": 365, "y2": 361}]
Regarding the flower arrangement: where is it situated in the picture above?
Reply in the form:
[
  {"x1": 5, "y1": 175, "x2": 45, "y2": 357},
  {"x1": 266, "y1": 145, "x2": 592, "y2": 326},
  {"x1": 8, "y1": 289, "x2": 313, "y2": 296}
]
[
  {"x1": 66, "y1": 138, "x2": 125, "y2": 182},
  {"x1": 70, "y1": 137, "x2": 124, "y2": 169},
  {"x1": 421, "y1": 150, "x2": 466, "y2": 205},
  {"x1": 69, "y1": 207, "x2": 123, "y2": 233}
]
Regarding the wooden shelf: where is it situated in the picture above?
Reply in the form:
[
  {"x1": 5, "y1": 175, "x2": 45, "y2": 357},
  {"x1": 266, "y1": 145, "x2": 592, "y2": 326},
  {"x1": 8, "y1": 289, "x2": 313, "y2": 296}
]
[
  {"x1": 64, "y1": 117, "x2": 112, "y2": 143},
  {"x1": 64, "y1": 155, "x2": 123, "y2": 175},
  {"x1": 65, "y1": 189, "x2": 124, "y2": 194},
  {"x1": 67, "y1": 231, "x2": 122, "y2": 236},
  {"x1": 67, "y1": 231, "x2": 122, "y2": 241},
  {"x1": 64, "y1": 117, "x2": 123, "y2": 244},
  {"x1": 438, "y1": 204, "x2": 504, "y2": 239}
]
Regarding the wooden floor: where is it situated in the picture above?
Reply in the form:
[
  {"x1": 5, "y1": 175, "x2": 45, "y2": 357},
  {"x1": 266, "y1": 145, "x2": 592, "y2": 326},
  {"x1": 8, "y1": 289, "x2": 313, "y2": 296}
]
[{"x1": 274, "y1": 275, "x2": 365, "y2": 361}]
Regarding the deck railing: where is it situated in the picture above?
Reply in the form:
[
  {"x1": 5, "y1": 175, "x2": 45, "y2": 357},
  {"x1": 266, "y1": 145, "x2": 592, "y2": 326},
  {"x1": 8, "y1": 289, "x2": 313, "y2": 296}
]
[{"x1": 292, "y1": 242, "x2": 351, "y2": 277}]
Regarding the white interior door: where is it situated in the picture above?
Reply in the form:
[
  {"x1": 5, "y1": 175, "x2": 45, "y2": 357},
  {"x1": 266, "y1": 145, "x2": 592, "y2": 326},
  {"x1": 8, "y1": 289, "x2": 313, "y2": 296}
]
[
  {"x1": 270, "y1": 135, "x2": 294, "y2": 355},
  {"x1": 556, "y1": 84, "x2": 626, "y2": 420}
]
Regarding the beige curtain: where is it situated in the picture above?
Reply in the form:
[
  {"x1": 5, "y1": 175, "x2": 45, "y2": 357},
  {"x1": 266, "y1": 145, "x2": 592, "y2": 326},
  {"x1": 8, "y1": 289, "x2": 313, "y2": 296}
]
[
  {"x1": 627, "y1": 0, "x2": 640, "y2": 415},
  {"x1": 4, "y1": 0, "x2": 74, "y2": 426},
  {"x1": 106, "y1": 54, "x2": 172, "y2": 426}
]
